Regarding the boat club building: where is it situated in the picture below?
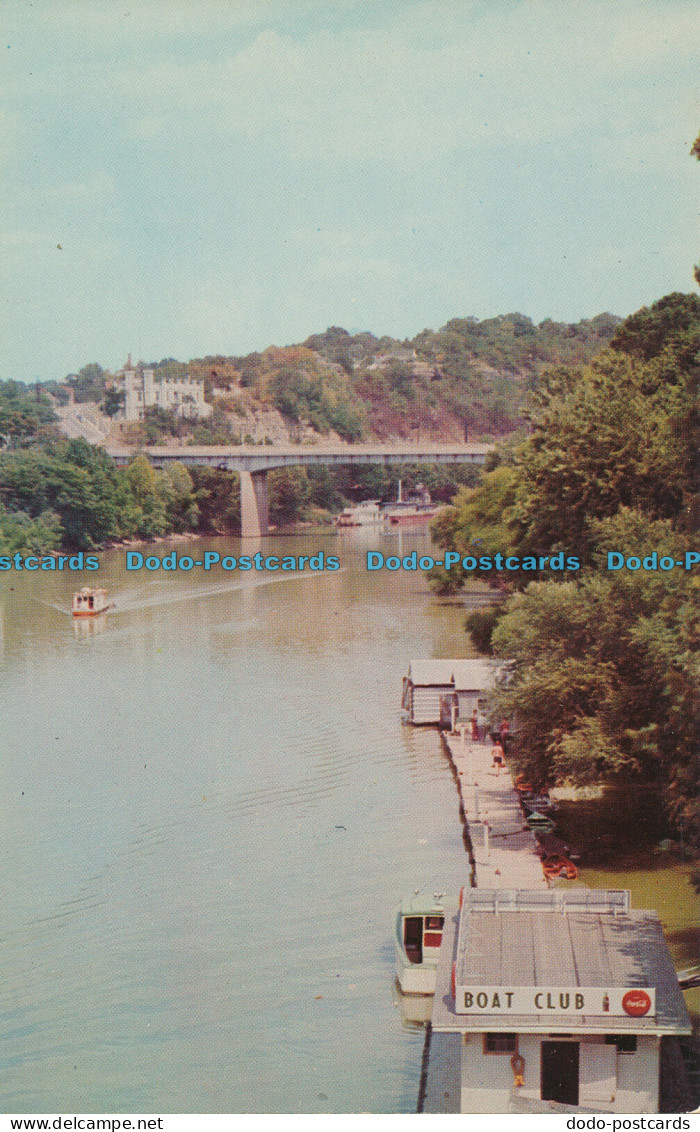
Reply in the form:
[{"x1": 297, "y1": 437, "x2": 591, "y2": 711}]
[
  {"x1": 430, "y1": 888, "x2": 692, "y2": 1113},
  {"x1": 401, "y1": 659, "x2": 498, "y2": 726}
]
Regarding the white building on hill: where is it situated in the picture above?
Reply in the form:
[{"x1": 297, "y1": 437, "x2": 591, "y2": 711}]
[{"x1": 117, "y1": 358, "x2": 212, "y2": 422}]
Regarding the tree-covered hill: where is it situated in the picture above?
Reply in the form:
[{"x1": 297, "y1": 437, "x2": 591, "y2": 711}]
[
  {"x1": 56, "y1": 310, "x2": 621, "y2": 446},
  {"x1": 203, "y1": 311, "x2": 621, "y2": 443}
]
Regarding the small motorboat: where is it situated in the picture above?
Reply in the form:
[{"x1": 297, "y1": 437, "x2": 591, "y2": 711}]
[
  {"x1": 535, "y1": 830, "x2": 582, "y2": 863},
  {"x1": 395, "y1": 891, "x2": 446, "y2": 995},
  {"x1": 72, "y1": 587, "x2": 111, "y2": 617},
  {"x1": 542, "y1": 855, "x2": 578, "y2": 880}
]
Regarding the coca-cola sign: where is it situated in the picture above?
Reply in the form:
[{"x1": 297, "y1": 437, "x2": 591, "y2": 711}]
[{"x1": 622, "y1": 990, "x2": 652, "y2": 1017}]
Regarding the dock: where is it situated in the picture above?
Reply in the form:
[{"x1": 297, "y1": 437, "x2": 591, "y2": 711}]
[
  {"x1": 440, "y1": 729, "x2": 548, "y2": 890},
  {"x1": 420, "y1": 730, "x2": 547, "y2": 1113}
]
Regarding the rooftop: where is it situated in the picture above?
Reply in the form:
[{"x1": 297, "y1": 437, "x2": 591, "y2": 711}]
[
  {"x1": 431, "y1": 890, "x2": 692, "y2": 1037},
  {"x1": 407, "y1": 658, "x2": 497, "y2": 690}
]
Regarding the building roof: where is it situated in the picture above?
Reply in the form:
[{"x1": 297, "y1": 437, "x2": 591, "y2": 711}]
[
  {"x1": 451, "y1": 660, "x2": 497, "y2": 692},
  {"x1": 408, "y1": 658, "x2": 496, "y2": 691},
  {"x1": 431, "y1": 891, "x2": 692, "y2": 1037}
]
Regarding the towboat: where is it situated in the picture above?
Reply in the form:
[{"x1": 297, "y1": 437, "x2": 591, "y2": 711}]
[
  {"x1": 335, "y1": 500, "x2": 383, "y2": 527},
  {"x1": 72, "y1": 587, "x2": 110, "y2": 617},
  {"x1": 382, "y1": 483, "x2": 441, "y2": 525},
  {"x1": 395, "y1": 891, "x2": 445, "y2": 994}
]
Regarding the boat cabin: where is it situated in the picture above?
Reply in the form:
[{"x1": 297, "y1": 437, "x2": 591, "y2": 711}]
[
  {"x1": 72, "y1": 587, "x2": 109, "y2": 617},
  {"x1": 430, "y1": 888, "x2": 693, "y2": 1113}
]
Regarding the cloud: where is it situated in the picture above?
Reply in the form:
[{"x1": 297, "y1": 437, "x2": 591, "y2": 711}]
[
  {"x1": 7, "y1": 2, "x2": 699, "y2": 175},
  {"x1": 1, "y1": 0, "x2": 698, "y2": 381},
  {"x1": 78, "y1": 3, "x2": 694, "y2": 171}
]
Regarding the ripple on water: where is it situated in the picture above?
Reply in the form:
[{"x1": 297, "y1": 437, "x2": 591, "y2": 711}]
[{"x1": 0, "y1": 532, "x2": 471, "y2": 1112}]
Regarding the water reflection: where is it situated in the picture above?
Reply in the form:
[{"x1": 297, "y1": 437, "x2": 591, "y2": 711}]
[
  {"x1": 392, "y1": 980, "x2": 433, "y2": 1027},
  {"x1": 73, "y1": 612, "x2": 110, "y2": 639}
]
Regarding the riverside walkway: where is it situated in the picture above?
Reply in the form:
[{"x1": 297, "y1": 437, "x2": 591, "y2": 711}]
[
  {"x1": 420, "y1": 731, "x2": 546, "y2": 1113},
  {"x1": 441, "y1": 729, "x2": 547, "y2": 890}
]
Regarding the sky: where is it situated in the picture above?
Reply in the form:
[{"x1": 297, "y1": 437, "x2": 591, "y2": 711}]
[{"x1": 2, "y1": 0, "x2": 699, "y2": 384}]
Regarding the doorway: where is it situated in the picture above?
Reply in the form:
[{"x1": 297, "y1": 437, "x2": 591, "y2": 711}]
[
  {"x1": 541, "y1": 1041, "x2": 579, "y2": 1106},
  {"x1": 403, "y1": 916, "x2": 423, "y2": 964}
]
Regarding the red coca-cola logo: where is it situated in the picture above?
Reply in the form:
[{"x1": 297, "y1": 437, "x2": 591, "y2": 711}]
[{"x1": 622, "y1": 990, "x2": 651, "y2": 1016}]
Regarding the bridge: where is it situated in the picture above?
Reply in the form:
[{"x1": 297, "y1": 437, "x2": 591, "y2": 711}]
[{"x1": 105, "y1": 442, "x2": 492, "y2": 537}]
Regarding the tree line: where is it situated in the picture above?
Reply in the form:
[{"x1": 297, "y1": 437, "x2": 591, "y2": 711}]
[
  {"x1": 51, "y1": 309, "x2": 620, "y2": 449},
  {"x1": 430, "y1": 292, "x2": 699, "y2": 851},
  {"x1": 0, "y1": 380, "x2": 482, "y2": 551}
]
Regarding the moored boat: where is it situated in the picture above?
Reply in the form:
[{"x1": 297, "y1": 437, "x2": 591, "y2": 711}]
[
  {"x1": 395, "y1": 891, "x2": 445, "y2": 994},
  {"x1": 72, "y1": 587, "x2": 111, "y2": 617},
  {"x1": 335, "y1": 499, "x2": 383, "y2": 527},
  {"x1": 534, "y1": 829, "x2": 582, "y2": 863},
  {"x1": 525, "y1": 810, "x2": 556, "y2": 832},
  {"x1": 382, "y1": 483, "x2": 441, "y2": 525},
  {"x1": 677, "y1": 965, "x2": 700, "y2": 989},
  {"x1": 541, "y1": 854, "x2": 578, "y2": 880}
]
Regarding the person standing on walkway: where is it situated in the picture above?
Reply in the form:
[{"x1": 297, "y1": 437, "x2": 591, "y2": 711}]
[
  {"x1": 470, "y1": 708, "x2": 479, "y2": 742},
  {"x1": 499, "y1": 718, "x2": 510, "y2": 751},
  {"x1": 492, "y1": 740, "x2": 505, "y2": 776}
]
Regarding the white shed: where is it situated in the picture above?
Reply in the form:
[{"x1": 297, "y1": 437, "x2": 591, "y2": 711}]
[{"x1": 401, "y1": 659, "x2": 497, "y2": 725}]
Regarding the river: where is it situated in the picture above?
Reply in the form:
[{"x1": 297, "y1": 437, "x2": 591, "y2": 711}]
[{"x1": 0, "y1": 527, "x2": 475, "y2": 1114}]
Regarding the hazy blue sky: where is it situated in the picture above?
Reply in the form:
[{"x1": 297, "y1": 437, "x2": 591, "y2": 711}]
[{"x1": 2, "y1": 0, "x2": 698, "y2": 383}]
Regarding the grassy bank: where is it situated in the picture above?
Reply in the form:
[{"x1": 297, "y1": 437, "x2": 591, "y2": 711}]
[{"x1": 550, "y1": 786, "x2": 699, "y2": 1038}]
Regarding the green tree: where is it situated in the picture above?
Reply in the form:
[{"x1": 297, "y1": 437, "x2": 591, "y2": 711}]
[
  {"x1": 189, "y1": 467, "x2": 240, "y2": 533},
  {"x1": 125, "y1": 454, "x2": 168, "y2": 537},
  {"x1": 158, "y1": 462, "x2": 199, "y2": 531},
  {"x1": 0, "y1": 506, "x2": 63, "y2": 554},
  {"x1": 67, "y1": 363, "x2": 106, "y2": 403},
  {"x1": 268, "y1": 467, "x2": 310, "y2": 525},
  {"x1": 608, "y1": 292, "x2": 700, "y2": 361},
  {"x1": 0, "y1": 381, "x2": 58, "y2": 444},
  {"x1": 102, "y1": 386, "x2": 125, "y2": 417},
  {"x1": 490, "y1": 510, "x2": 698, "y2": 843}
]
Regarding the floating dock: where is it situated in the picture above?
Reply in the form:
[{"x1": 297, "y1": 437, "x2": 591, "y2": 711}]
[
  {"x1": 440, "y1": 729, "x2": 548, "y2": 890},
  {"x1": 420, "y1": 731, "x2": 547, "y2": 1112}
]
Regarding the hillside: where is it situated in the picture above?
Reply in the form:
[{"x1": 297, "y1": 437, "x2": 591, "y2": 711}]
[{"x1": 57, "y1": 311, "x2": 621, "y2": 447}]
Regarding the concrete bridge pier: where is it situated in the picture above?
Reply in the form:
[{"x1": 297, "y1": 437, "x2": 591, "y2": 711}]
[{"x1": 239, "y1": 469, "x2": 270, "y2": 538}]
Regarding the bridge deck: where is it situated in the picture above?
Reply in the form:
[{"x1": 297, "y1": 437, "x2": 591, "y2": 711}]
[
  {"x1": 106, "y1": 441, "x2": 491, "y2": 470},
  {"x1": 104, "y1": 442, "x2": 491, "y2": 536}
]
